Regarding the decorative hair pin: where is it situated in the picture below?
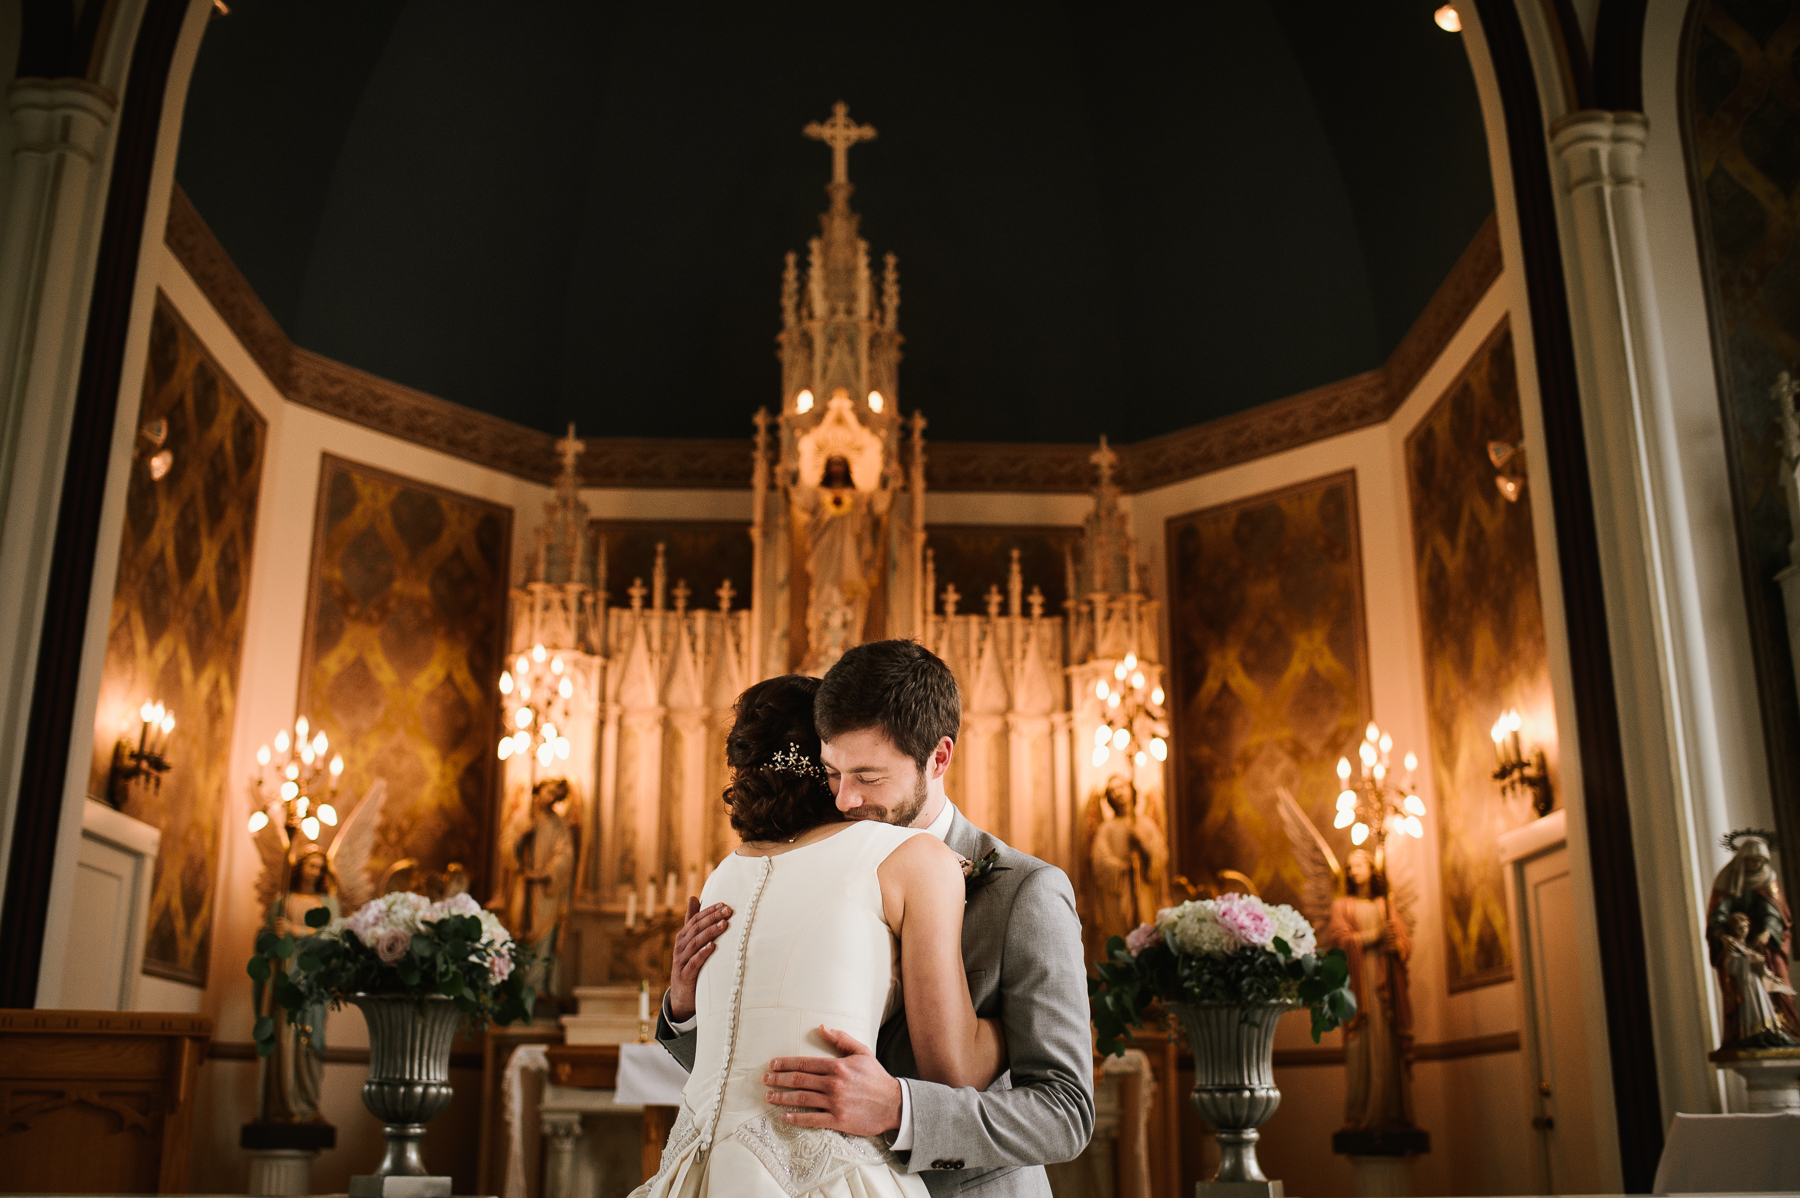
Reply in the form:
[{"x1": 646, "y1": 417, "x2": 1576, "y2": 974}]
[{"x1": 767, "y1": 742, "x2": 825, "y2": 779}]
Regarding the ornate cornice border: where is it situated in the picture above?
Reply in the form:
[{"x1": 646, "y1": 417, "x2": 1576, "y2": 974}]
[{"x1": 166, "y1": 186, "x2": 1500, "y2": 495}]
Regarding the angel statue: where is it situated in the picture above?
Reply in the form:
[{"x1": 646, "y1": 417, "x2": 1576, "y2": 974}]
[
  {"x1": 250, "y1": 778, "x2": 389, "y2": 1123},
  {"x1": 1707, "y1": 830, "x2": 1798, "y2": 1049},
  {"x1": 1277, "y1": 788, "x2": 1419, "y2": 1137},
  {"x1": 488, "y1": 776, "x2": 580, "y2": 1001},
  {"x1": 1078, "y1": 775, "x2": 1169, "y2": 966}
]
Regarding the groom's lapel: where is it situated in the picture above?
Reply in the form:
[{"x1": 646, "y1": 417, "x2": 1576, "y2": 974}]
[{"x1": 944, "y1": 809, "x2": 988, "y2": 863}]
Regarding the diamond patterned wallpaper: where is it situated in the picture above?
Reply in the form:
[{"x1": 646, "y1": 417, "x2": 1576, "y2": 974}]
[
  {"x1": 298, "y1": 457, "x2": 510, "y2": 896},
  {"x1": 88, "y1": 293, "x2": 266, "y2": 984},
  {"x1": 1405, "y1": 322, "x2": 1554, "y2": 991},
  {"x1": 1164, "y1": 473, "x2": 1371, "y2": 908}
]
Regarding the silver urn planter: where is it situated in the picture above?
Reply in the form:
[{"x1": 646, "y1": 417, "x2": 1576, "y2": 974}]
[
  {"x1": 350, "y1": 994, "x2": 461, "y2": 1186},
  {"x1": 1170, "y1": 1001, "x2": 1294, "y2": 1197}
]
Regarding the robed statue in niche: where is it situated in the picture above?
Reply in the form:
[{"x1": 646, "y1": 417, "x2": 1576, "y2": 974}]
[
  {"x1": 793, "y1": 391, "x2": 892, "y2": 673},
  {"x1": 489, "y1": 776, "x2": 580, "y2": 998},
  {"x1": 1278, "y1": 789, "x2": 1420, "y2": 1137},
  {"x1": 1707, "y1": 830, "x2": 1798, "y2": 1049},
  {"x1": 1078, "y1": 775, "x2": 1168, "y2": 964}
]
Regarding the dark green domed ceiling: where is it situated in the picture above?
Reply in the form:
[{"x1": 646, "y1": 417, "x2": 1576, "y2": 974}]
[{"x1": 175, "y1": 1, "x2": 1492, "y2": 444}]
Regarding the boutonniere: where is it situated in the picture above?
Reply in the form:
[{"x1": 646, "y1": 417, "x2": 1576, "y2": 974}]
[{"x1": 959, "y1": 849, "x2": 1008, "y2": 898}]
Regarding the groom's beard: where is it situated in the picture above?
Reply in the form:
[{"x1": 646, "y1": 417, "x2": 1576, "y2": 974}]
[{"x1": 845, "y1": 768, "x2": 930, "y2": 827}]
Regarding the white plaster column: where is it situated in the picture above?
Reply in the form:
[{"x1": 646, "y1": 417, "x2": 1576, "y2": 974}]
[
  {"x1": 1549, "y1": 111, "x2": 1732, "y2": 1117},
  {"x1": 538, "y1": 1109, "x2": 584, "y2": 1198},
  {"x1": 0, "y1": 76, "x2": 117, "y2": 908}
]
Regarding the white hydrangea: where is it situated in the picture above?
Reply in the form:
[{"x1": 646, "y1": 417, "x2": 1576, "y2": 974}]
[
  {"x1": 1267, "y1": 903, "x2": 1317, "y2": 957},
  {"x1": 345, "y1": 891, "x2": 432, "y2": 946},
  {"x1": 478, "y1": 910, "x2": 513, "y2": 948},
  {"x1": 1156, "y1": 900, "x2": 1238, "y2": 957},
  {"x1": 424, "y1": 893, "x2": 483, "y2": 923}
]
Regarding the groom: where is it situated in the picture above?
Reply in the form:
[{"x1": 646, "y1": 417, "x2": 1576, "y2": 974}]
[{"x1": 658, "y1": 639, "x2": 1094, "y2": 1195}]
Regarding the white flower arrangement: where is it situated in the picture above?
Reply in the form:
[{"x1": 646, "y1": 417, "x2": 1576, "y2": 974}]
[{"x1": 1152, "y1": 893, "x2": 1317, "y2": 959}]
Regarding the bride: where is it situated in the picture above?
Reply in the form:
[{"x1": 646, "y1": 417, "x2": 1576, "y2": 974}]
[{"x1": 631, "y1": 674, "x2": 1005, "y2": 1198}]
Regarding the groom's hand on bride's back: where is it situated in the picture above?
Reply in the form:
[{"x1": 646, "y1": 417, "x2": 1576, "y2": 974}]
[
  {"x1": 668, "y1": 897, "x2": 733, "y2": 1023},
  {"x1": 763, "y1": 1027, "x2": 902, "y2": 1137}
]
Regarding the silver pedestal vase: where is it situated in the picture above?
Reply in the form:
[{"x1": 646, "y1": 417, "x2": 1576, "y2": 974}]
[
  {"x1": 1171, "y1": 1001, "x2": 1294, "y2": 1198},
  {"x1": 347, "y1": 994, "x2": 461, "y2": 1198}
]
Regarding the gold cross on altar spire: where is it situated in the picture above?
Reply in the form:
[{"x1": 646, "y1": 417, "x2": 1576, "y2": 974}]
[
  {"x1": 1089, "y1": 435, "x2": 1118, "y2": 489},
  {"x1": 556, "y1": 422, "x2": 585, "y2": 481},
  {"x1": 804, "y1": 102, "x2": 877, "y2": 185}
]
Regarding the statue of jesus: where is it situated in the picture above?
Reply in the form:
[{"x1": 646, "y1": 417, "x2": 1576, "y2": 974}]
[{"x1": 798, "y1": 453, "x2": 889, "y2": 672}]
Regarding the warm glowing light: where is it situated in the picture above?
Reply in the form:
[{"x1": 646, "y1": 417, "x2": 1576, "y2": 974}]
[
  {"x1": 1114, "y1": 663, "x2": 1127, "y2": 681},
  {"x1": 285, "y1": 763, "x2": 300, "y2": 780},
  {"x1": 1149, "y1": 737, "x2": 1167, "y2": 762},
  {"x1": 300, "y1": 746, "x2": 314, "y2": 766},
  {"x1": 1366, "y1": 722, "x2": 1379, "y2": 743},
  {"x1": 1337, "y1": 757, "x2": 1352, "y2": 780},
  {"x1": 516, "y1": 655, "x2": 529, "y2": 676},
  {"x1": 1351, "y1": 822, "x2": 1370, "y2": 845},
  {"x1": 1405, "y1": 794, "x2": 1427, "y2": 816},
  {"x1": 867, "y1": 390, "x2": 884, "y2": 413},
  {"x1": 318, "y1": 803, "x2": 338, "y2": 826},
  {"x1": 796, "y1": 389, "x2": 814, "y2": 414},
  {"x1": 559, "y1": 678, "x2": 573, "y2": 698},
  {"x1": 551, "y1": 656, "x2": 564, "y2": 675},
  {"x1": 542, "y1": 723, "x2": 558, "y2": 743},
  {"x1": 1124, "y1": 653, "x2": 1138, "y2": 671},
  {"x1": 161, "y1": 714, "x2": 175, "y2": 735},
  {"x1": 1151, "y1": 686, "x2": 1165, "y2": 705},
  {"x1": 1404, "y1": 751, "x2": 1418, "y2": 773},
  {"x1": 498, "y1": 740, "x2": 514, "y2": 761},
  {"x1": 515, "y1": 708, "x2": 532, "y2": 729},
  {"x1": 1095, "y1": 679, "x2": 1109, "y2": 700},
  {"x1": 532, "y1": 644, "x2": 546, "y2": 663},
  {"x1": 297, "y1": 716, "x2": 309, "y2": 741},
  {"x1": 148, "y1": 448, "x2": 173, "y2": 480},
  {"x1": 1135, "y1": 750, "x2": 1147, "y2": 766},
  {"x1": 513, "y1": 731, "x2": 530, "y2": 753},
  {"x1": 500, "y1": 672, "x2": 513, "y2": 694},
  {"x1": 301, "y1": 816, "x2": 320, "y2": 841},
  {"x1": 1405, "y1": 815, "x2": 1425, "y2": 838},
  {"x1": 1337, "y1": 790, "x2": 1358, "y2": 812},
  {"x1": 140, "y1": 700, "x2": 156, "y2": 722},
  {"x1": 313, "y1": 732, "x2": 328, "y2": 756},
  {"x1": 257, "y1": 745, "x2": 271, "y2": 766},
  {"x1": 1434, "y1": 4, "x2": 1462, "y2": 32},
  {"x1": 1092, "y1": 745, "x2": 1110, "y2": 768},
  {"x1": 1094, "y1": 725, "x2": 1110, "y2": 747},
  {"x1": 1374, "y1": 763, "x2": 1387, "y2": 784},
  {"x1": 275, "y1": 730, "x2": 290, "y2": 753},
  {"x1": 1334, "y1": 809, "x2": 1356, "y2": 829},
  {"x1": 519, "y1": 683, "x2": 531, "y2": 701},
  {"x1": 296, "y1": 797, "x2": 309, "y2": 818},
  {"x1": 1130, "y1": 672, "x2": 1145, "y2": 690},
  {"x1": 330, "y1": 754, "x2": 344, "y2": 776},
  {"x1": 247, "y1": 810, "x2": 269, "y2": 833},
  {"x1": 1106, "y1": 693, "x2": 1121, "y2": 710},
  {"x1": 1378, "y1": 733, "x2": 1392, "y2": 755},
  {"x1": 1359, "y1": 741, "x2": 1378, "y2": 767},
  {"x1": 537, "y1": 741, "x2": 554, "y2": 767},
  {"x1": 556, "y1": 737, "x2": 571, "y2": 760},
  {"x1": 280, "y1": 781, "x2": 299, "y2": 800},
  {"x1": 1112, "y1": 728, "x2": 1130, "y2": 751}
]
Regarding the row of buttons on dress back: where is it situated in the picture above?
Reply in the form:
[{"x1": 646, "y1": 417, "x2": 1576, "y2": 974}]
[{"x1": 698, "y1": 854, "x2": 773, "y2": 1154}]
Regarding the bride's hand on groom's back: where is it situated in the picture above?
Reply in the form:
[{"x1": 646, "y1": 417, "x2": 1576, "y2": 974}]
[{"x1": 668, "y1": 897, "x2": 733, "y2": 1023}]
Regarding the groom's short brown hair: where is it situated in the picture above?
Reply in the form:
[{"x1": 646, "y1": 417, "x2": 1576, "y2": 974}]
[{"x1": 815, "y1": 639, "x2": 961, "y2": 769}]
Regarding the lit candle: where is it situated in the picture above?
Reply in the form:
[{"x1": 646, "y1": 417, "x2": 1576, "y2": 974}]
[
  {"x1": 625, "y1": 888, "x2": 636, "y2": 930},
  {"x1": 638, "y1": 981, "x2": 650, "y2": 1023},
  {"x1": 645, "y1": 877, "x2": 657, "y2": 918},
  {"x1": 665, "y1": 871, "x2": 677, "y2": 911},
  {"x1": 1492, "y1": 718, "x2": 1505, "y2": 768},
  {"x1": 688, "y1": 865, "x2": 698, "y2": 902}
]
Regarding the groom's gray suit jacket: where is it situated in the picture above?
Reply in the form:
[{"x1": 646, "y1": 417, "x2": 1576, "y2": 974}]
[{"x1": 657, "y1": 811, "x2": 1095, "y2": 1196}]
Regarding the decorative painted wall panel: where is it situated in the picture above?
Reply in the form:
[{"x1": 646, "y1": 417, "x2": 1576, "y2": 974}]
[
  {"x1": 298, "y1": 456, "x2": 511, "y2": 893},
  {"x1": 1405, "y1": 322, "x2": 1555, "y2": 990},
  {"x1": 87, "y1": 293, "x2": 266, "y2": 984},
  {"x1": 1164, "y1": 474, "x2": 1370, "y2": 908},
  {"x1": 1684, "y1": 3, "x2": 1800, "y2": 886}
]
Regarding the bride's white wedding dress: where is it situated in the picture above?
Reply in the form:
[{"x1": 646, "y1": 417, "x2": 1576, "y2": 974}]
[{"x1": 631, "y1": 820, "x2": 931, "y2": 1198}]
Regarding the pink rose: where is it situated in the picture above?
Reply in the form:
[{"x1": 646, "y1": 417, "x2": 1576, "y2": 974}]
[
  {"x1": 488, "y1": 953, "x2": 514, "y2": 984},
  {"x1": 1125, "y1": 923, "x2": 1163, "y2": 955},
  {"x1": 374, "y1": 928, "x2": 411, "y2": 964},
  {"x1": 1213, "y1": 895, "x2": 1273, "y2": 947}
]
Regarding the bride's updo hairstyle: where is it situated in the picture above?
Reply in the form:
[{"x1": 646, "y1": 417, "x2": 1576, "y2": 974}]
[{"x1": 722, "y1": 674, "x2": 840, "y2": 843}]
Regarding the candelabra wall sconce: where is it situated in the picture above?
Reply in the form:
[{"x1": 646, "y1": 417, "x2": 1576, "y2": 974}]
[
  {"x1": 1491, "y1": 708, "x2": 1554, "y2": 817},
  {"x1": 1489, "y1": 440, "x2": 1526, "y2": 503},
  {"x1": 136, "y1": 418, "x2": 173, "y2": 481},
  {"x1": 109, "y1": 700, "x2": 175, "y2": 808},
  {"x1": 1333, "y1": 722, "x2": 1427, "y2": 883},
  {"x1": 1091, "y1": 651, "x2": 1168, "y2": 770}
]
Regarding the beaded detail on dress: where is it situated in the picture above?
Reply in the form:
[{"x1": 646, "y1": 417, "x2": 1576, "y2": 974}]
[
  {"x1": 699, "y1": 854, "x2": 773, "y2": 1153},
  {"x1": 733, "y1": 1111, "x2": 899, "y2": 1196}
]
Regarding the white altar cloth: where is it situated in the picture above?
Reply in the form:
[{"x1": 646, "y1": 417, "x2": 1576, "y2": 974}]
[
  {"x1": 1653, "y1": 1111, "x2": 1800, "y2": 1194},
  {"x1": 614, "y1": 1040, "x2": 689, "y2": 1106}
]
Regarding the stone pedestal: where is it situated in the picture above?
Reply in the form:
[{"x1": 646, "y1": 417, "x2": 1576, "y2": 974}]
[
  {"x1": 1347, "y1": 1155, "x2": 1417, "y2": 1197},
  {"x1": 240, "y1": 1122, "x2": 334, "y2": 1198},
  {"x1": 1711, "y1": 1047, "x2": 1800, "y2": 1113},
  {"x1": 1333, "y1": 1127, "x2": 1428, "y2": 1198}
]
